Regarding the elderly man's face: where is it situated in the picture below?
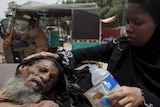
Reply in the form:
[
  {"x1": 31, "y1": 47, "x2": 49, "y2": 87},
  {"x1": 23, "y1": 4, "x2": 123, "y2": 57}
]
[
  {"x1": 5, "y1": 59, "x2": 60, "y2": 104},
  {"x1": 19, "y1": 59, "x2": 60, "y2": 93}
]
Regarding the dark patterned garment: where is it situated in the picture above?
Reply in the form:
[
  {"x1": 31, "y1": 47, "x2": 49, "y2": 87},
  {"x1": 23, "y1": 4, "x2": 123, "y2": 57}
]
[{"x1": 58, "y1": 36, "x2": 160, "y2": 107}]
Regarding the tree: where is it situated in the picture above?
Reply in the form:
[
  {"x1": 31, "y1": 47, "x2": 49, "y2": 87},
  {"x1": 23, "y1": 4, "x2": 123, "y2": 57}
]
[{"x1": 63, "y1": 0, "x2": 125, "y2": 27}]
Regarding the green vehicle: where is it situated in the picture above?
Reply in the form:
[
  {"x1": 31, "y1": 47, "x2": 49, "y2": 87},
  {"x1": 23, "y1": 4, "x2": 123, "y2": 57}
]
[{"x1": 1, "y1": 1, "x2": 100, "y2": 63}]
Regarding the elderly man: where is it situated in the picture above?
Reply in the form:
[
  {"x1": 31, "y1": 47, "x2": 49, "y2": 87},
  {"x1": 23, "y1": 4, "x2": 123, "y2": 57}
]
[{"x1": 0, "y1": 57, "x2": 62, "y2": 107}]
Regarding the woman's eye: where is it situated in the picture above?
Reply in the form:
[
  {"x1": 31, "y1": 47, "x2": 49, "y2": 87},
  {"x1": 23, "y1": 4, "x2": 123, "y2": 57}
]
[{"x1": 133, "y1": 19, "x2": 143, "y2": 26}]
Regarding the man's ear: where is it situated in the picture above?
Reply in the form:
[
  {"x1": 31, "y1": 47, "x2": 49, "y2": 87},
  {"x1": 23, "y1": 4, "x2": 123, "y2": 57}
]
[{"x1": 18, "y1": 65, "x2": 28, "y2": 74}]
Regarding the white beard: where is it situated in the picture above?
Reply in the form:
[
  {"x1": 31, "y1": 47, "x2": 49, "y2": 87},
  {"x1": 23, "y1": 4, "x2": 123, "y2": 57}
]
[{"x1": 4, "y1": 76, "x2": 42, "y2": 104}]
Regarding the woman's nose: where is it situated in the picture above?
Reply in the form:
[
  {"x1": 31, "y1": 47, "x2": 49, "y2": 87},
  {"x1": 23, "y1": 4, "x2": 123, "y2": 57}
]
[{"x1": 126, "y1": 23, "x2": 134, "y2": 33}]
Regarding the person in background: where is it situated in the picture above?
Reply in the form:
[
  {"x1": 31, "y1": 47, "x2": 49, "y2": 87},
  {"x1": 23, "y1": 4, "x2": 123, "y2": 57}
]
[
  {"x1": 24, "y1": 0, "x2": 160, "y2": 106},
  {"x1": 21, "y1": 18, "x2": 48, "y2": 57},
  {"x1": 0, "y1": 57, "x2": 63, "y2": 107},
  {"x1": 12, "y1": 22, "x2": 24, "y2": 41},
  {"x1": 14, "y1": 22, "x2": 22, "y2": 34}
]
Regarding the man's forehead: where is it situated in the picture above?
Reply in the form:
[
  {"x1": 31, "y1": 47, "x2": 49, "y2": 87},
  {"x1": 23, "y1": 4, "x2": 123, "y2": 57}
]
[
  {"x1": 16, "y1": 57, "x2": 61, "y2": 76},
  {"x1": 26, "y1": 59, "x2": 60, "y2": 79},
  {"x1": 32, "y1": 59, "x2": 55, "y2": 67}
]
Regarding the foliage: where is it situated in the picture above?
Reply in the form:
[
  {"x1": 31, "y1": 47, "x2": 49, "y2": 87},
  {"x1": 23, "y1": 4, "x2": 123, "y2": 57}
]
[{"x1": 63, "y1": 0, "x2": 126, "y2": 27}]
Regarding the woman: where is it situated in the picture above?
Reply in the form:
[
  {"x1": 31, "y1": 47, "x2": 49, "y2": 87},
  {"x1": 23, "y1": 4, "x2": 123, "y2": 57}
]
[{"x1": 24, "y1": 0, "x2": 160, "y2": 106}]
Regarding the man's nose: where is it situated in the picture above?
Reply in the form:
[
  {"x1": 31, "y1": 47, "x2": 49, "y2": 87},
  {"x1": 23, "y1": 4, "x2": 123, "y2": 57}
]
[{"x1": 39, "y1": 73, "x2": 50, "y2": 82}]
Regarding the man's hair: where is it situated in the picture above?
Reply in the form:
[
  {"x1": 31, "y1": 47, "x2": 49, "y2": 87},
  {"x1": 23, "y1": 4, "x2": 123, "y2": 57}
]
[{"x1": 16, "y1": 56, "x2": 62, "y2": 76}]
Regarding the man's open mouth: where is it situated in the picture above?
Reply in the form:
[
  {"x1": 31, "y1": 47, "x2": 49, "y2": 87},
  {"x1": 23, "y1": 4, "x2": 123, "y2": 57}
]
[{"x1": 26, "y1": 78, "x2": 45, "y2": 93}]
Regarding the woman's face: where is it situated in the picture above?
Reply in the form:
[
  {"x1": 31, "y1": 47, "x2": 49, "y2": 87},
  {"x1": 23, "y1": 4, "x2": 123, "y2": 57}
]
[{"x1": 125, "y1": 3, "x2": 156, "y2": 47}]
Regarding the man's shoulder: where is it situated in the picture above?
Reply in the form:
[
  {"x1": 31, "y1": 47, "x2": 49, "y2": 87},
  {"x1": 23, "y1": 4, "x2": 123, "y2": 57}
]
[
  {"x1": 0, "y1": 89, "x2": 5, "y2": 94},
  {"x1": 0, "y1": 89, "x2": 7, "y2": 99},
  {"x1": 0, "y1": 100, "x2": 59, "y2": 107},
  {"x1": 23, "y1": 100, "x2": 59, "y2": 107},
  {"x1": 0, "y1": 89, "x2": 59, "y2": 107}
]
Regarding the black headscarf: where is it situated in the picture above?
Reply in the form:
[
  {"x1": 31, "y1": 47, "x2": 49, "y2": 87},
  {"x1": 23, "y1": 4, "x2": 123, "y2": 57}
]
[
  {"x1": 109, "y1": 0, "x2": 160, "y2": 98},
  {"x1": 128, "y1": 0, "x2": 160, "y2": 50}
]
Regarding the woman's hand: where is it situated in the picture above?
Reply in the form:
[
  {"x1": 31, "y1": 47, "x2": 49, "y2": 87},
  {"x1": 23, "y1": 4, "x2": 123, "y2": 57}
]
[
  {"x1": 23, "y1": 51, "x2": 60, "y2": 61},
  {"x1": 107, "y1": 86, "x2": 144, "y2": 107}
]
